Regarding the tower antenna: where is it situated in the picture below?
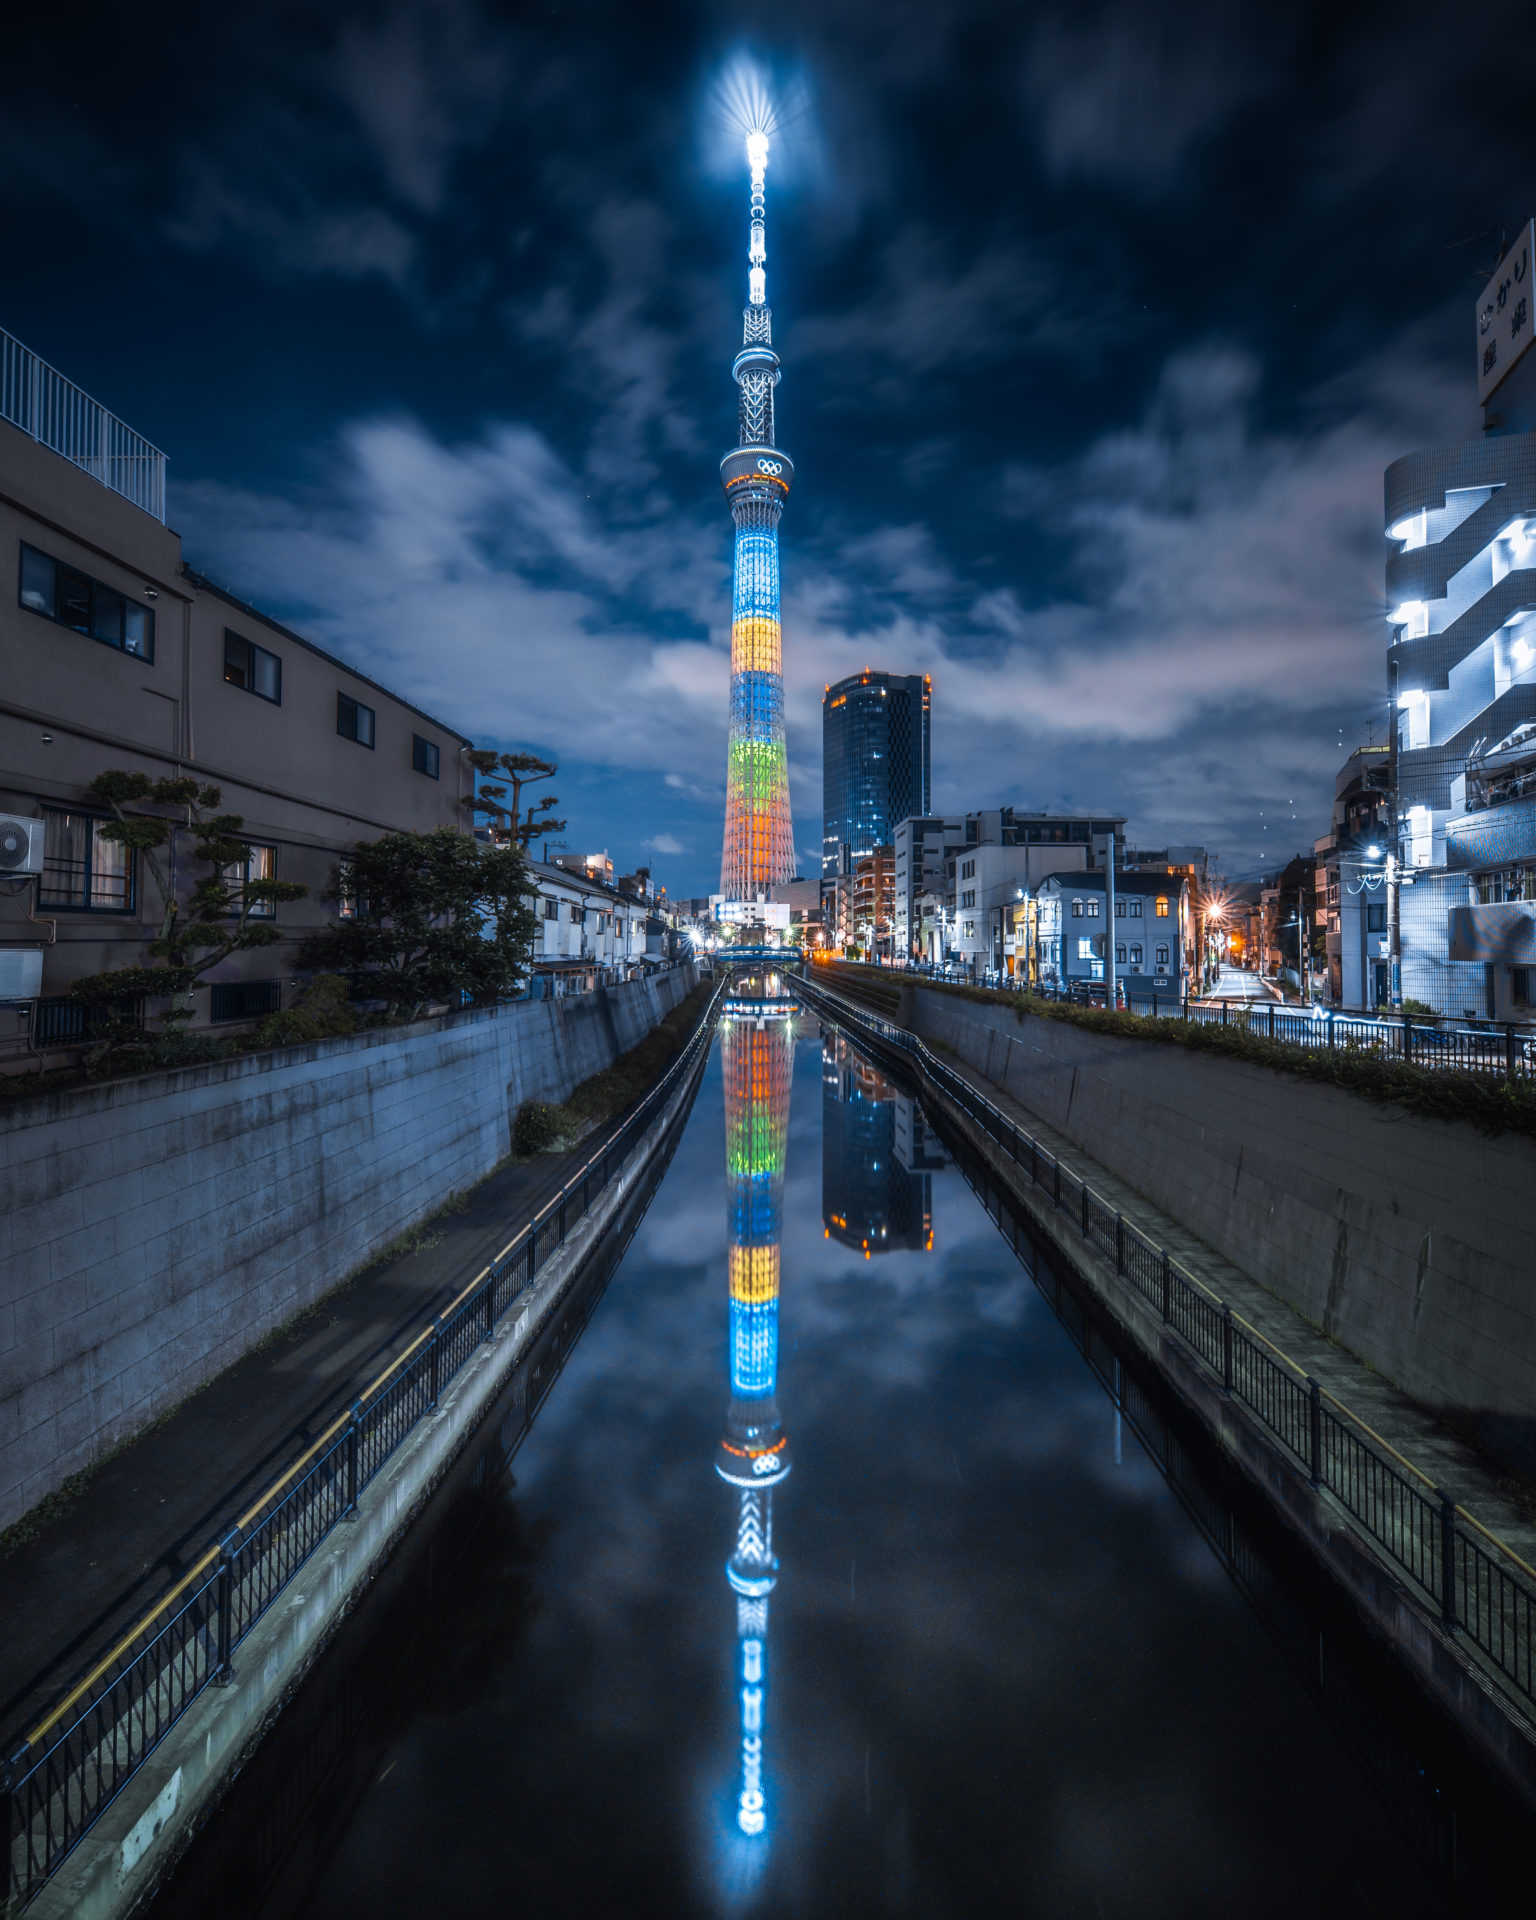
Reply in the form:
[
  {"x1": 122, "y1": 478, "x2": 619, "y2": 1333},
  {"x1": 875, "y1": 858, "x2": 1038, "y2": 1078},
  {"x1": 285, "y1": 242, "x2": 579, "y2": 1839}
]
[{"x1": 719, "y1": 125, "x2": 796, "y2": 907}]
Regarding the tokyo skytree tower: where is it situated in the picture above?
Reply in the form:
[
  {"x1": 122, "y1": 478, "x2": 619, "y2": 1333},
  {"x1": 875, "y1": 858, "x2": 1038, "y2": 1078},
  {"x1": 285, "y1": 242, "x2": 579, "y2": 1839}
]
[{"x1": 719, "y1": 127, "x2": 796, "y2": 899}]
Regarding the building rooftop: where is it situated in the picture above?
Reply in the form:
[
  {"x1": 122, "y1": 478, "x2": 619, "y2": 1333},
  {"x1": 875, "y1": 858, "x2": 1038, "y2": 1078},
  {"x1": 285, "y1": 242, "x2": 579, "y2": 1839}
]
[{"x1": 2, "y1": 325, "x2": 166, "y2": 523}]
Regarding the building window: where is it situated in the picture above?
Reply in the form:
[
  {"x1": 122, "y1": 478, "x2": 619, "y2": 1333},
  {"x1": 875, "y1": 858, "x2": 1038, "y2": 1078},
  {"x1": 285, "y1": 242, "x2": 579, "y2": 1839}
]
[
  {"x1": 1129, "y1": 898, "x2": 1142, "y2": 918},
  {"x1": 1077, "y1": 937, "x2": 1095, "y2": 960},
  {"x1": 39, "y1": 810, "x2": 134, "y2": 912},
  {"x1": 1115, "y1": 943, "x2": 1127, "y2": 964},
  {"x1": 1474, "y1": 865, "x2": 1536, "y2": 903},
  {"x1": 543, "y1": 897, "x2": 559, "y2": 920},
  {"x1": 337, "y1": 693, "x2": 376, "y2": 747},
  {"x1": 224, "y1": 630, "x2": 281, "y2": 702},
  {"x1": 1130, "y1": 943, "x2": 1144, "y2": 967},
  {"x1": 1071, "y1": 899, "x2": 1083, "y2": 918},
  {"x1": 209, "y1": 980, "x2": 283, "y2": 1024},
  {"x1": 1366, "y1": 902, "x2": 1387, "y2": 933},
  {"x1": 223, "y1": 843, "x2": 278, "y2": 919},
  {"x1": 569, "y1": 902, "x2": 582, "y2": 922},
  {"x1": 19, "y1": 542, "x2": 154, "y2": 660},
  {"x1": 1155, "y1": 943, "x2": 1170, "y2": 967},
  {"x1": 337, "y1": 857, "x2": 366, "y2": 920},
  {"x1": 1115, "y1": 898, "x2": 1125, "y2": 917},
  {"x1": 1155, "y1": 896, "x2": 1170, "y2": 918},
  {"x1": 412, "y1": 734, "x2": 440, "y2": 779},
  {"x1": 1514, "y1": 968, "x2": 1531, "y2": 1006},
  {"x1": 1085, "y1": 899, "x2": 1100, "y2": 918}
]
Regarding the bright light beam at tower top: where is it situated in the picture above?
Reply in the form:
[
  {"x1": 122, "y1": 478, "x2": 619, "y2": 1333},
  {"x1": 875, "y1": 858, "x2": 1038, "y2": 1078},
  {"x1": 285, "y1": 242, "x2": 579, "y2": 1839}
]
[{"x1": 718, "y1": 75, "x2": 796, "y2": 905}]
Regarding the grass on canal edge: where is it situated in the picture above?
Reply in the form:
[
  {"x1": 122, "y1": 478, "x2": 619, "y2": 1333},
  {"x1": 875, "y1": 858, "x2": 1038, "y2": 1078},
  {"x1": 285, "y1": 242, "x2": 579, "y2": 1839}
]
[
  {"x1": 512, "y1": 979, "x2": 715, "y2": 1156},
  {"x1": 814, "y1": 963, "x2": 1536, "y2": 1142}
]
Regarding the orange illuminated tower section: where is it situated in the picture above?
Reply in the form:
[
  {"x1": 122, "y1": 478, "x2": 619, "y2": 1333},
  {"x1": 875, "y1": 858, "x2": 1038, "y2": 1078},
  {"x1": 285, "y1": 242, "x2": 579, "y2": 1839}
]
[{"x1": 719, "y1": 129, "x2": 796, "y2": 901}]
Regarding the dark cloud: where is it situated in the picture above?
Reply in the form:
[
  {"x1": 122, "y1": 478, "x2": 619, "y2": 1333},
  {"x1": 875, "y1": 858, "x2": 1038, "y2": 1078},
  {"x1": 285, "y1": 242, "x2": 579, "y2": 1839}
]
[{"x1": 2, "y1": 0, "x2": 1532, "y2": 890}]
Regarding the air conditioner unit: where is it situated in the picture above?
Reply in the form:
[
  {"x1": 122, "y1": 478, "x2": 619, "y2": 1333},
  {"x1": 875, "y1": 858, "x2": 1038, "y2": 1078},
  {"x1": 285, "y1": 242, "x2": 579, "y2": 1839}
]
[
  {"x1": 0, "y1": 815, "x2": 44, "y2": 876},
  {"x1": 0, "y1": 949, "x2": 44, "y2": 999}
]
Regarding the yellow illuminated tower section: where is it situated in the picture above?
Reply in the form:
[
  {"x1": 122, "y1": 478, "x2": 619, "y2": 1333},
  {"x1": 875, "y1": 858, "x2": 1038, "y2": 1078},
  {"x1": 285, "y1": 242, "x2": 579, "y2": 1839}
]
[
  {"x1": 716, "y1": 1006, "x2": 794, "y2": 1839},
  {"x1": 719, "y1": 128, "x2": 796, "y2": 902}
]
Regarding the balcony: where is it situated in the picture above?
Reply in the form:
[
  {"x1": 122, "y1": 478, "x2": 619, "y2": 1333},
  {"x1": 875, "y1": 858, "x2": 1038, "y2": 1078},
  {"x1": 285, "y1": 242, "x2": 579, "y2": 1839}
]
[{"x1": 1, "y1": 326, "x2": 166, "y2": 522}]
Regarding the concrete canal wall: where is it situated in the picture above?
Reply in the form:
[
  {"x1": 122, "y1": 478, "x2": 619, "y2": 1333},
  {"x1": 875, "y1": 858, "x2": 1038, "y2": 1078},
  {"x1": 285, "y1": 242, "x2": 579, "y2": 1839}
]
[
  {"x1": 25, "y1": 1028, "x2": 708, "y2": 1920},
  {"x1": 0, "y1": 966, "x2": 698, "y2": 1529},
  {"x1": 903, "y1": 986, "x2": 1536, "y2": 1474}
]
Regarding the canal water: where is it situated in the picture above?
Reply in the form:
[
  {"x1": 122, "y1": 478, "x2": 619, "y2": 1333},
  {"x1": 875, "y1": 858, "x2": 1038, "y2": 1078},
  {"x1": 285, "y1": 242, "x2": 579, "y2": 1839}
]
[{"x1": 159, "y1": 999, "x2": 1523, "y2": 1918}]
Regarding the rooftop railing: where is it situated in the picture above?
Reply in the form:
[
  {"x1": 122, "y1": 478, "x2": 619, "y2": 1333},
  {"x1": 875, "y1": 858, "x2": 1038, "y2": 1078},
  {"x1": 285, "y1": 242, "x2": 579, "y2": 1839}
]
[{"x1": 0, "y1": 328, "x2": 166, "y2": 523}]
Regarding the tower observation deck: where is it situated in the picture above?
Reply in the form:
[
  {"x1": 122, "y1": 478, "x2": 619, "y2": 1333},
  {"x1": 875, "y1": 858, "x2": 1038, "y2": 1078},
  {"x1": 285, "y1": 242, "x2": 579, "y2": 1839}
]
[{"x1": 720, "y1": 128, "x2": 796, "y2": 902}]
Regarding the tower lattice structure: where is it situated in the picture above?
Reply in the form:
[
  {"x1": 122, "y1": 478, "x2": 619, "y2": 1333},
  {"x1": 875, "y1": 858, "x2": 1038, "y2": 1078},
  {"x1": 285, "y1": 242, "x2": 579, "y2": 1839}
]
[
  {"x1": 716, "y1": 1008, "x2": 794, "y2": 1838},
  {"x1": 720, "y1": 131, "x2": 796, "y2": 899}
]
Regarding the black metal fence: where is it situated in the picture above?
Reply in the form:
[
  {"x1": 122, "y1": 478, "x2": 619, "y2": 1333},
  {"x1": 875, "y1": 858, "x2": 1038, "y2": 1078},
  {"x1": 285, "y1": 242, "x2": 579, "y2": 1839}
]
[
  {"x1": 1, "y1": 978, "x2": 724, "y2": 1910},
  {"x1": 796, "y1": 975, "x2": 1536, "y2": 1718}
]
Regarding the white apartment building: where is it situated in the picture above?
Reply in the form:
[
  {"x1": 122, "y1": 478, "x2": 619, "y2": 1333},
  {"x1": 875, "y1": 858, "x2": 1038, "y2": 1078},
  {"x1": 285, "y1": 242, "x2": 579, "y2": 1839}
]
[{"x1": 527, "y1": 860, "x2": 667, "y2": 994}]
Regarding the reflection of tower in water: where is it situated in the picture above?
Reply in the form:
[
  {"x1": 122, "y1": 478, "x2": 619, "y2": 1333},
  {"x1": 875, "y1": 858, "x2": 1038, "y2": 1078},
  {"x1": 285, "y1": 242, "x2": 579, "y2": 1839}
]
[
  {"x1": 716, "y1": 1006, "x2": 794, "y2": 1840},
  {"x1": 821, "y1": 1034, "x2": 935, "y2": 1256}
]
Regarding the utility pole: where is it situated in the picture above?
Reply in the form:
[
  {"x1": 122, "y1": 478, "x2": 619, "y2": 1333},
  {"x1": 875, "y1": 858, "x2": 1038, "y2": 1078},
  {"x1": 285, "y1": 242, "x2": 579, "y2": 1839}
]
[
  {"x1": 1094, "y1": 831, "x2": 1117, "y2": 1007},
  {"x1": 1386, "y1": 848, "x2": 1402, "y2": 1009}
]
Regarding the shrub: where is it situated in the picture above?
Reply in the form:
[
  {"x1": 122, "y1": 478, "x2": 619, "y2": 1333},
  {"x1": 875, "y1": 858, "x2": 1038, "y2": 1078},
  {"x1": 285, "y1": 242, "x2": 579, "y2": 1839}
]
[{"x1": 514, "y1": 1102, "x2": 569, "y2": 1156}]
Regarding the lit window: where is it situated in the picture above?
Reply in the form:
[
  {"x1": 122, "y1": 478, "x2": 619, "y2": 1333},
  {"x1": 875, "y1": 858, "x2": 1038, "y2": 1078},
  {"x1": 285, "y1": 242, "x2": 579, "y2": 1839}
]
[
  {"x1": 337, "y1": 859, "x2": 365, "y2": 920},
  {"x1": 224, "y1": 844, "x2": 278, "y2": 919},
  {"x1": 1077, "y1": 937, "x2": 1095, "y2": 960},
  {"x1": 337, "y1": 693, "x2": 376, "y2": 747},
  {"x1": 39, "y1": 810, "x2": 134, "y2": 912},
  {"x1": 224, "y1": 630, "x2": 281, "y2": 702},
  {"x1": 1155, "y1": 897, "x2": 1170, "y2": 918}
]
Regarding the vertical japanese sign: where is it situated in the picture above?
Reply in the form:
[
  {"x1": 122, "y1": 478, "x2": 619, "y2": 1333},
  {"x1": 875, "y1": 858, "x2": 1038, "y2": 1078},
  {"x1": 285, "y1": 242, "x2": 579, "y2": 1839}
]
[{"x1": 1476, "y1": 218, "x2": 1536, "y2": 405}]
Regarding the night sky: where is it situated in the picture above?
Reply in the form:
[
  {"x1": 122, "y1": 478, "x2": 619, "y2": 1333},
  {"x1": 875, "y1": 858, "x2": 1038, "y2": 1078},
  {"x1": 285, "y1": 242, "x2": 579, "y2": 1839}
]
[{"x1": 5, "y1": 1, "x2": 1529, "y2": 894}]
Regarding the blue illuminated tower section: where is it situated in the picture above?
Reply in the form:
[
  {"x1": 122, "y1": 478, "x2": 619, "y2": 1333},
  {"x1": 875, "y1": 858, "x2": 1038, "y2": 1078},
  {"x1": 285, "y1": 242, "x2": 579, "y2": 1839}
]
[
  {"x1": 720, "y1": 128, "x2": 796, "y2": 900},
  {"x1": 716, "y1": 1009, "x2": 794, "y2": 1838}
]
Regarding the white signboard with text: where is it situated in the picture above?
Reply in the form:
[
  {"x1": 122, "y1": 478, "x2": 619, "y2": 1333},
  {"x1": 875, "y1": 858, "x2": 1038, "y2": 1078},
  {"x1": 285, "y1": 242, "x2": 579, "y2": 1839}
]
[{"x1": 1477, "y1": 218, "x2": 1536, "y2": 405}]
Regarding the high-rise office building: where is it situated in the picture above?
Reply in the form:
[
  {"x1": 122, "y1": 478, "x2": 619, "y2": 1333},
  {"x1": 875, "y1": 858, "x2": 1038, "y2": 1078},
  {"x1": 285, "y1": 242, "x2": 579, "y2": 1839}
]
[{"x1": 821, "y1": 670, "x2": 931, "y2": 880}]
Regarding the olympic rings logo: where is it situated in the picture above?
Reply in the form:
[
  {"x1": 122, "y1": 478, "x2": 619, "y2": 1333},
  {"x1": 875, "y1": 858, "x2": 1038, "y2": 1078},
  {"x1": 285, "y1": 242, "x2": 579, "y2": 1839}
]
[{"x1": 755, "y1": 458, "x2": 783, "y2": 476}]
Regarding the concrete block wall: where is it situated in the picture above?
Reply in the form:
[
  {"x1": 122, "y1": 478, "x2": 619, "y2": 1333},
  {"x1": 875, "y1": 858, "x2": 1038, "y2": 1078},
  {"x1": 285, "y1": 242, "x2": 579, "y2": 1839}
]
[
  {"x1": 0, "y1": 967, "x2": 697, "y2": 1528},
  {"x1": 910, "y1": 989, "x2": 1536, "y2": 1471}
]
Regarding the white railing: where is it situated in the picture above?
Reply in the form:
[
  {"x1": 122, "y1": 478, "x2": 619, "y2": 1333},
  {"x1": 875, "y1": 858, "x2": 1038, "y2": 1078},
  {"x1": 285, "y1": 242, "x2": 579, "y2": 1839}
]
[{"x1": 1, "y1": 327, "x2": 166, "y2": 522}]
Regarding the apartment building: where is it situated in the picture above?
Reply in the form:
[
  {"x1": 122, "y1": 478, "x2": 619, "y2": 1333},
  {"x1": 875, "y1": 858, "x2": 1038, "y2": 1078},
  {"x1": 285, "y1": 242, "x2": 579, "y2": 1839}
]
[
  {"x1": 527, "y1": 860, "x2": 668, "y2": 992},
  {"x1": 0, "y1": 329, "x2": 470, "y2": 1055}
]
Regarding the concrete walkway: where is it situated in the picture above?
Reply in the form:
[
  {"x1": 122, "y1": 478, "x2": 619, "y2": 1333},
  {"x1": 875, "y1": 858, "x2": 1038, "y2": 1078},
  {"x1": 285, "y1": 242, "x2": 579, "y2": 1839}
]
[{"x1": 0, "y1": 1121, "x2": 630, "y2": 1745}]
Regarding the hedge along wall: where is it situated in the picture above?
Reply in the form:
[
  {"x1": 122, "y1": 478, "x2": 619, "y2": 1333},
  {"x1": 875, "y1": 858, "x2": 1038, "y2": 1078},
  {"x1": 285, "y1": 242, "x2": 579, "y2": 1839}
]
[
  {"x1": 0, "y1": 966, "x2": 698, "y2": 1529},
  {"x1": 908, "y1": 987, "x2": 1536, "y2": 1477}
]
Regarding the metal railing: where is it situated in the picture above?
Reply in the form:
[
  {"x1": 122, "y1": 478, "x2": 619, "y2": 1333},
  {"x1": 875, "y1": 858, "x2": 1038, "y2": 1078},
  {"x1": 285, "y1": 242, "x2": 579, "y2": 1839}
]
[
  {"x1": 0, "y1": 327, "x2": 167, "y2": 522},
  {"x1": 1, "y1": 979, "x2": 723, "y2": 1909},
  {"x1": 797, "y1": 973, "x2": 1536, "y2": 1716},
  {"x1": 883, "y1": 964, "x2": 1536, "y2": 1079}
]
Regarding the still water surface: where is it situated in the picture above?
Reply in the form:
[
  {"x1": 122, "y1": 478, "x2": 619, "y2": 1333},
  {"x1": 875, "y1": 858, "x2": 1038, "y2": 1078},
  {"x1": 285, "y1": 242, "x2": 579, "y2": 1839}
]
[{"x1": 164, "y1": 1006, "x2": 1516, "y2": 1917}]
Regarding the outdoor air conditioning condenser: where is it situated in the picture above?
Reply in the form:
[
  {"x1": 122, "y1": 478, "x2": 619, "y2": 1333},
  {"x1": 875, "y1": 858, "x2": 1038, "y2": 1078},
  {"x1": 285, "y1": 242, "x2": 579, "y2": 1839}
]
[{"x1": 0, "y1": 816, "x2": 45, "y2": 876}]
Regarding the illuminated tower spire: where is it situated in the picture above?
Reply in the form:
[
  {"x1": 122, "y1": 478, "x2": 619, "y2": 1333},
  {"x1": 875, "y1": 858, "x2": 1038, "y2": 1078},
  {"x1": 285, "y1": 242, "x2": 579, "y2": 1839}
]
[
  {"x1": 716, "y1": 1007, "x2": 794, "y2": 1839},
  {"x1": 720, "y1": 127, "x2": 796, "y2": 901}
]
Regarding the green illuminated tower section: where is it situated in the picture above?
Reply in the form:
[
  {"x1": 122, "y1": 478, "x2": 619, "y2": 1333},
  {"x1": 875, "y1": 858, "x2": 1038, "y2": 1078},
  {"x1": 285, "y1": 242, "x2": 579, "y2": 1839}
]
[{"x1": 720, "y1": 129, "x2": 796, "y2": 900}]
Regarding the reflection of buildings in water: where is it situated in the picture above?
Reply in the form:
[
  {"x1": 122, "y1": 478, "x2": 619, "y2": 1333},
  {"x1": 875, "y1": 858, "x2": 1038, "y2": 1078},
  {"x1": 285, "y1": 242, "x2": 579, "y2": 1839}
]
[
  {"x1": 820, "y1": 1035, "x2": 934, "y2": 1255},
  {"x1": 717, "y1": 1009, "x2": 795, "y2": 1840}
]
